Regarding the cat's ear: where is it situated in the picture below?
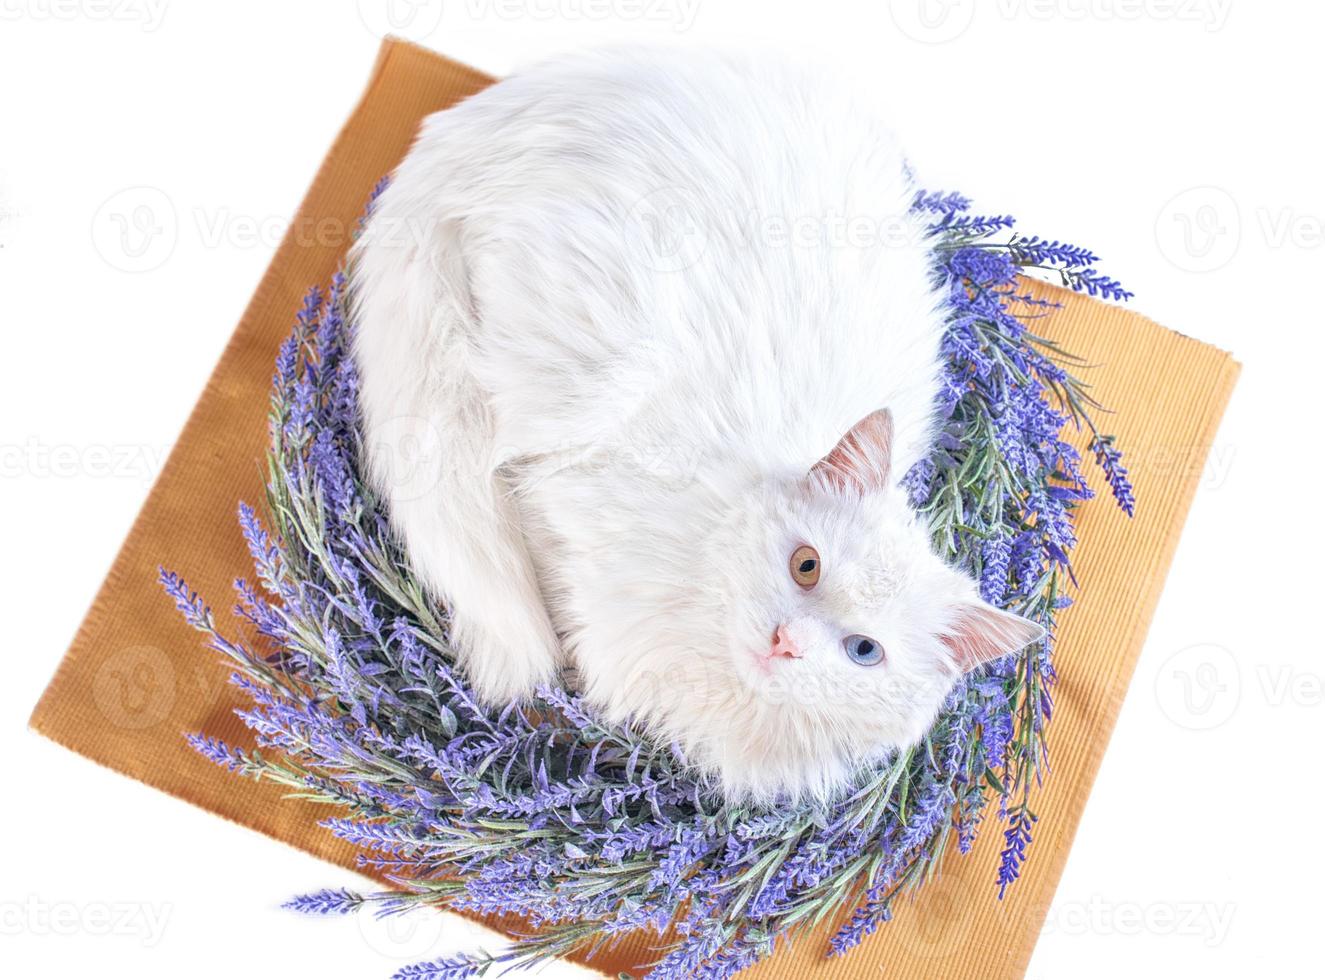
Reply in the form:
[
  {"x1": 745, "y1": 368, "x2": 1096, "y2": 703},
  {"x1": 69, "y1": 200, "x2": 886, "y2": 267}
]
[
  {"x1": 941, "y1": 603, "x2": 1046, "y2": 673},
  {"x1": 812, "y1": 409, "x2": 894, "y2": 494}
]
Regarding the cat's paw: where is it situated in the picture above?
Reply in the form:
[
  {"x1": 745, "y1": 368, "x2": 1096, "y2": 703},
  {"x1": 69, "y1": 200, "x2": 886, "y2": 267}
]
[{"x1": 451, "y1": 609, "x2": 562, "y2": 706}]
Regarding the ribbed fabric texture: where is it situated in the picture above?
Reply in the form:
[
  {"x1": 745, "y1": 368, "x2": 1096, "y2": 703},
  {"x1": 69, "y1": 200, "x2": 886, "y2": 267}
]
[{"x1": 29, "y1": 39, "x2": 1240, "y2": 980}]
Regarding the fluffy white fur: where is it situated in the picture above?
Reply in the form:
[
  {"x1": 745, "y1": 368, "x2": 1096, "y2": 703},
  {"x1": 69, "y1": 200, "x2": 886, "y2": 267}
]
[{"x1": 351, "y1": 48, "x2": 1044, "y2": 804}]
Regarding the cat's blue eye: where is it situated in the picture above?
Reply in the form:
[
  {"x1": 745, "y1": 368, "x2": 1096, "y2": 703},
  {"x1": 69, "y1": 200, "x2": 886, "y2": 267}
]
[{"x1": 843, "y1": 634, "x2": 884, "y2": 666}]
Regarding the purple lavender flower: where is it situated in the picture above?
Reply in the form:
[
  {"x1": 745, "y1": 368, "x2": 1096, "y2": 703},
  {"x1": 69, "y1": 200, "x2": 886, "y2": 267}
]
[
  {"x1": 996, "y1": 809, "x2": 1038, "y2": 900},
  {"x1": 391, "y1": 954, "x2": 490, "y2": 980},
  {"x1": 1091, "y1": 435, "x2": 1137, "y2": 517},
  {"x1": 283, "y1": 888, "x2": 364, "y2": 916}
]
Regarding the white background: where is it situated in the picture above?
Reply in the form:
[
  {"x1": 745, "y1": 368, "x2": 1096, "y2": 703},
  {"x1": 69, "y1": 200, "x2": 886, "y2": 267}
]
[{"x1": 1, "y1": 2, "x2": 1319, "y2": 978}]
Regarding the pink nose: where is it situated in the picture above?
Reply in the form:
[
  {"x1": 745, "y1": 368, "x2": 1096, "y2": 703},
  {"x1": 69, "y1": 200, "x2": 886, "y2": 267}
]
[{"x1": 770, "y1": 625, "x2": 802, "y2": 659}]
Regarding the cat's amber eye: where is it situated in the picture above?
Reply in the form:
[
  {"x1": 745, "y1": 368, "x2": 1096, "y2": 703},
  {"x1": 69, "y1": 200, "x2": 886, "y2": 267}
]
[{"x1": 789, "y1": 545, "x2": 821, "y2": 589}]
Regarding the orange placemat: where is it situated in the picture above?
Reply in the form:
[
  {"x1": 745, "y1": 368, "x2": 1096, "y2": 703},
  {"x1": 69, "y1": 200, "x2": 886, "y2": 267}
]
[{"x1": 30, "y1": 38, "x2": 1240, "y2": 979}]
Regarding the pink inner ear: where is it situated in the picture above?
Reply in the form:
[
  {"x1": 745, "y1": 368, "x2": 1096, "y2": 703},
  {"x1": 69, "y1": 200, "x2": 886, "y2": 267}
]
[
  {"x1": 942, "y1": 604, "x2": 1046, "y2": 674},
  {"x1": 811, "y1": 409, "x2": 894, "y2": 494}
]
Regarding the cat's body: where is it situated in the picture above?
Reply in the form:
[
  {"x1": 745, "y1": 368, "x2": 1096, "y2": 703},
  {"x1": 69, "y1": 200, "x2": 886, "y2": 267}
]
[{"x1": 353, "y1": 48, "x2": 1042, "y2": 803}]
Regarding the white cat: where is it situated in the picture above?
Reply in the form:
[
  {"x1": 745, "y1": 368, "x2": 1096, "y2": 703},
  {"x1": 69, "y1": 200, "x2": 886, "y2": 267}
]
[{"x1": 351, "y1": 48, "x2": 1043, "y2": 804}]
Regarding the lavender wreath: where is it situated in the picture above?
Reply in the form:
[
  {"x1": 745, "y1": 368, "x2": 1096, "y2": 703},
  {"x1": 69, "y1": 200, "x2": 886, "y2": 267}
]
[{"x1": 162, "y1": 188, "x2": 1135, "y2": 979}]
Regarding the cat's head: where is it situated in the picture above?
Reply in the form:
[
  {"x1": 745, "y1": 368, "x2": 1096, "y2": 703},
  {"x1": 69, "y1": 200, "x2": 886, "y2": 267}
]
[{"x1": 623, "y1": 409, "x2": 1044, "y2": 805}]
